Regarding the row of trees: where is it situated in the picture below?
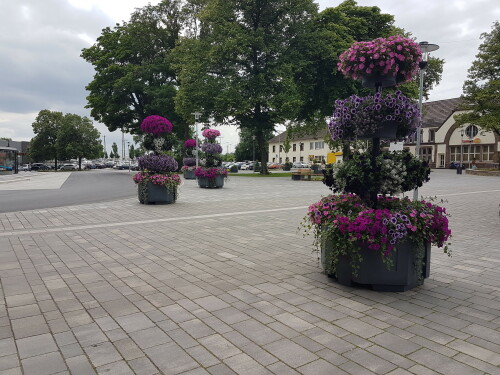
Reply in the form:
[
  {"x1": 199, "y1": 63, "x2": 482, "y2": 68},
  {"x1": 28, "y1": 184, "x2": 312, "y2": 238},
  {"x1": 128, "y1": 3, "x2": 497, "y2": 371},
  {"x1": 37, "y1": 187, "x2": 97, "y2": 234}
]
[
  {"x1": 82, "y1": 0, "x2": 447, "y2": 174},
  {"x1": 30, "y1": 110, "x2": 103, "y2": 170}
]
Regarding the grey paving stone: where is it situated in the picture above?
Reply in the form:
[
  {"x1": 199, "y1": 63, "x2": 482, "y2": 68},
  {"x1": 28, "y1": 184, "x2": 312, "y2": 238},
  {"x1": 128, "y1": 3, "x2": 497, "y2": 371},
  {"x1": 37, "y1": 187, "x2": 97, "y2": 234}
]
[
  {"x1": 263, "y1": 338, "x2": 318, "y2": 368},
  {"x1": 84, "y1": 341, "x2": 123, "y2": 367},
  {"x1": 16, "y1": 333, "x2": 58, "y2": 359},
  {"x1": 0, "y1": 337, "x2": 17, "y2": 357},
  {"x1": 11, "y1": 315, "x2": 49, "y2": 339},
  {"x1": 199, "y1": 333, "x2": 242, "y2": 360},
  {"x1": 66, "y1": 355, "x2": 97, "y2": 375},
  {"x1": 21, "y1": 352, "x2": 67, "y2": 375},
  {"x1": 128, "y1": 356, "x2": 160, "y2": 375},
  {"x1": 297, "y1": 358, "x2": 349, "y2": 375},
  {"x1": 408, "y1": 347, "x2": 483, "y2": 375},
  {"x1": 232, "y1": 319, "x2": 283, "y2": 346},
  {"x1": 115, "y1": 312, "x2": 155, "y2": 333},
  {"x1": 223, "y1": 353, "x2": 272, "y2": 375},
  {"x1": 145, "y1": 341, "x2": 199, "y2": 374},
  {"x1": 129, "y1": 326, "x2": 171, "y2": 349},
  {"x1": 370, "y1": 332, "x2": 421, "y2": 356}
]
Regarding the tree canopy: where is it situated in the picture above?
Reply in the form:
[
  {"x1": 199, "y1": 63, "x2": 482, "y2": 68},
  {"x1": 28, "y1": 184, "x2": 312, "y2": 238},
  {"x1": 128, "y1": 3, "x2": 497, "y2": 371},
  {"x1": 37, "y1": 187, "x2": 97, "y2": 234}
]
[
  {"x1": 29, "y1": 110, "x2": 64, "y2": 168},
  {"x1": 56, "y1": 114, "x2": 102, "y2": 170},
  {"x1": 81, "y1": 0, "x2": 189, "y2": 140},
  {"x1": 454, "y1": 21, "x2": 500, "y2": 137}
]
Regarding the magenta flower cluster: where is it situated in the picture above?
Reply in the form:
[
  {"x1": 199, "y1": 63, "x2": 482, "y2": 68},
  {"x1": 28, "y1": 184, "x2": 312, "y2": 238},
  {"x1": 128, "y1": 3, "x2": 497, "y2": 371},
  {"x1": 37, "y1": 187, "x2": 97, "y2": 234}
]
[
  {"x1": 338, "y1": 35, "x2": 422, "y2": 84},
  {"x1": 328, "y1": 91, "x2": 419, "y2": 141},
  {"x1": 307, "y1": 194, "x2": 451, "y2": 256},
  {"x1": 184, "y1": 139, "x2": 196, "y2": 148},
  {"x1": 140, "y1": 115, "x2": 173, "y2": 136},
  {"x1": 181, "y1": 165, "x2": 196, "y2": 172},
  {"x1": 194, "y1": 167, "x2": 228, "y2": 179},
  {"x1": 201, "y1": 143, "x2": 223, "y2": 154},
  {"x1": 202, "y1": 129, "x2": 220, "y2": 139},
  {"x1": 132, "y1": 172, "x2": 181, "y2": 188}
]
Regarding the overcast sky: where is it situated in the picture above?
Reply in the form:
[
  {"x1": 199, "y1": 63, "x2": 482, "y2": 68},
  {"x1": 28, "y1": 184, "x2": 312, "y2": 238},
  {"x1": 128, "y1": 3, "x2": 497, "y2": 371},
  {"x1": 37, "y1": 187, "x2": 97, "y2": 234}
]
[{"x1": 1, "y1": 0, "x2": 498, "y2": 155}]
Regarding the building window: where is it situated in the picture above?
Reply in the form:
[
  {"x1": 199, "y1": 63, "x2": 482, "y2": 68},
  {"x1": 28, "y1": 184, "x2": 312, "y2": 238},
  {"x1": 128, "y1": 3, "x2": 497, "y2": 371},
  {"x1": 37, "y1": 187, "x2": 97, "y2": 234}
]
[
  {"x1": 300, "y1": 143, "x2": 304, "y2": 151},
  {"x1": 439, "y1": 154, "x2": 445, "y2": 168},
  {"x1": 315, "y1": 141, "x2": 324, "y2": 149},
  {"x1": 279, "y1": 145, "x2": 283, "y2": 152},
  {"x1": 428, "y1": 129, "x2": 435, "y2": 143},
  {"x1": 272, "y1": 157, "x2": 275, "y2": 162},
  {"x1": 310, "y1": 142, "x2": 314, "y2": 150},
  {"x1": 292, "y1": 157, "x2": 296, "y2": 162},
  {"x1": 465, "y1": 125, "x2": 479, "y2": 139},
  {"x1": 419, "y1": 147, "x2": 432, "y2": 163},
  {"x1": 482, "y1": 145, "x2": 494, "y2": 161},
  {"x1": 293, "y1": 144, "x2": 296, "y2": 152},
  {"x1": 300, "y1": 156, "x2": 303, "y2": 162},
  {"x1": 450, "y1": 146, "x2": 460, "y2": 162},
  {"x1": 272, "y1": 145, "x2": 275, "y2": 153}
]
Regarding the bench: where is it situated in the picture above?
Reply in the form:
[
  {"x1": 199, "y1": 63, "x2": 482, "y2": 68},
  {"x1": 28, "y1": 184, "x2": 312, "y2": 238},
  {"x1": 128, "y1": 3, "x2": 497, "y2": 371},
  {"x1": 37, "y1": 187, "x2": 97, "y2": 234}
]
[{"x1": 291, "y1": 168, "x2": 323, "y2": 181}]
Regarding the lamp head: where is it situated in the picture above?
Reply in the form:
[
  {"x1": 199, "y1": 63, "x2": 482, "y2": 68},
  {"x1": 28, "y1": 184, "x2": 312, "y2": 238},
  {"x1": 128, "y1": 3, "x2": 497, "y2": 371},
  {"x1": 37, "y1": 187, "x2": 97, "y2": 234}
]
[{"x1": 418, "y1": 41, "x2": 439, "y2": 70}]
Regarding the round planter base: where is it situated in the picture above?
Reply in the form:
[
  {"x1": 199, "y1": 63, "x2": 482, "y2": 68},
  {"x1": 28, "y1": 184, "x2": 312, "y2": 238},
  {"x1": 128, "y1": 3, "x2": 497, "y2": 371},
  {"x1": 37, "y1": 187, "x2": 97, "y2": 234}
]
[
  {"x1": 183, "y1": 170, "x2": 196, "y2": 179},
  {"x1": 321, "y1": 240, "x2": 431, "y2": 292},
  {"x1": 138, "y1": 182, "x2": 177, "y2": 204},
  {"x1": 197, "y1": 175, "x2": 225, "y2": 188}
]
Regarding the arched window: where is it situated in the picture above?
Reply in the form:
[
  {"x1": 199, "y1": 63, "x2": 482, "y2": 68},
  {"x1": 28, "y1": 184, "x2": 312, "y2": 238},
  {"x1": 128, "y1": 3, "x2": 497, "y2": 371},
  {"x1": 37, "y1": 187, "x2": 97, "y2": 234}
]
[{"x1": 465, "y1": 125, "x2": 478, "y2": 139}]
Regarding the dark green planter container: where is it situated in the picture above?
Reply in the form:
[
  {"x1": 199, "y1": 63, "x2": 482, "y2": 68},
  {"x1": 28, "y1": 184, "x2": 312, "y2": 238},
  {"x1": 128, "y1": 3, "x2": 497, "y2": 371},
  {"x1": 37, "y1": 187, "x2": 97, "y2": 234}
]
[
  {"x1": 197, "y1": 175, "x2": 225, "y2": 188},
  {"x1": 183, "y1": 170, "x2": 195, "y2": 179},
  {"x1": 138, "y1": 182, "x2": 177, "y2": 204},
  {"x1": 283, "y1": 166, "x2": 291, "y2": 171},
  {"x1": 321, "y1": 239, "x2": 431, "y2": 292}
]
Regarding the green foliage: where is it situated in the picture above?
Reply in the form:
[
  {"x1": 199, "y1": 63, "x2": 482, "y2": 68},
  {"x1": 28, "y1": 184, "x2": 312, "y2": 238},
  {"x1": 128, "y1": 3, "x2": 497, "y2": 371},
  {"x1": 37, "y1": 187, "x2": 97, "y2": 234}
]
[
  {"x1": 454, "y1": 21, "x2": 500, "y2": 138},
  {"x1": 29, "y1": 110, "x2": 64, "y2": 166},
  {"x1": 56, "y1": 114, "x2": 102, "y2": 169},
  {"x1": 173, "y1": 0, "x2": 319, "y2": 175},
  {"x1": 129, "y1": 144, "x2": 135, "y2": 159},
  {"x1": 111, "y1": 142, "x2": 118, "y2": 158},
  {"x1": 81, "y1": 0, "x2": 189, "y2": 139}
]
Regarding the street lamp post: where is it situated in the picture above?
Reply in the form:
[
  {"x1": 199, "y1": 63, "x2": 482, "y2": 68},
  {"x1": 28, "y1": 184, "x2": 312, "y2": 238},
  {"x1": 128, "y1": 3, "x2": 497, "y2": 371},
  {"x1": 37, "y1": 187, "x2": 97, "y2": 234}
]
[
  {"x1": 413, "y1": 41, "x2": 439, "y2": 201},
  {"x1": 252, "y1": 135, "x2": 256, "y2": 172},
  {"x1": 192, "y1": 112, "x2": 202, "y2": 169},
  {"x1": 458, "y1": 129, "x2": 464, "y2": 174}
]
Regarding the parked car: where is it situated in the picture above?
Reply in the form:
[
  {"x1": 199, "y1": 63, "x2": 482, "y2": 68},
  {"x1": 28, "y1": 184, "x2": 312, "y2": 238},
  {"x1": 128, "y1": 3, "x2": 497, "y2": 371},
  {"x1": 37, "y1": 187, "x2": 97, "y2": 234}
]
[
  {"x1": 59, "y1": 164, "x2": 78, "y2": 170},
  {"x1": 22, "y1": 164, "x2": 30, "y2": 171},
  {"x1": 240, "y1": 164, "x2": 250, "y2": 170},
  {"x1": 292, "y1": 161, "x2": 309, "y2": 168},
  {"x1": 449, "y1": 161, "x2": 464, "y2": 169},
  {"x1": 30, "y1": 163, "x2": 51, "y2": 171}
]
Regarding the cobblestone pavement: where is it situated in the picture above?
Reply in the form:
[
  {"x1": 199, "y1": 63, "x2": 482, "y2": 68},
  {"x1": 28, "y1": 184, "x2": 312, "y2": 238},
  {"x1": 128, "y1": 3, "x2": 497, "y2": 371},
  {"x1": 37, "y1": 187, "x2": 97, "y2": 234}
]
[{"x1": 0, "y1": 170, "x2": 499, "y2": 375}]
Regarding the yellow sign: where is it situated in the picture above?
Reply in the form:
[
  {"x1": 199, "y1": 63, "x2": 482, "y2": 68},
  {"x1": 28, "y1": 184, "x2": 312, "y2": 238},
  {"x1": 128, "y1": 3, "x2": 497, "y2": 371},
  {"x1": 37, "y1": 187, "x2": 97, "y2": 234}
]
[{"x1": 473, "y1": 138, "x2": 481, "y2": 143}]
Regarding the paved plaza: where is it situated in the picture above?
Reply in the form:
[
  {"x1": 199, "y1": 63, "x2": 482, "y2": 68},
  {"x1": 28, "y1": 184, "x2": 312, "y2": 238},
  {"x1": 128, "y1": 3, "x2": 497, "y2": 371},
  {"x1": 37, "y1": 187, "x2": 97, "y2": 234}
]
[{"x1": 0, "y1": 170, "x2": 499, "y2": 375}]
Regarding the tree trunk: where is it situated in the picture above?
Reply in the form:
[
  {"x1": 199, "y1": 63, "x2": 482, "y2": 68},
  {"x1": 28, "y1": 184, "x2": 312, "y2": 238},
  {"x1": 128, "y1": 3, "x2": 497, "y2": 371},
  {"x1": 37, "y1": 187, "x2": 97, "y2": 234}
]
[
  {"x1": 54, "y1": 157, "x2": 58, "y2": 172},
  {"x1": 78, "y1": 156, "x2": 82, "y2": 171},
  {"x1": 256, "y1": 129, "x2": 269, "y2": 175}
]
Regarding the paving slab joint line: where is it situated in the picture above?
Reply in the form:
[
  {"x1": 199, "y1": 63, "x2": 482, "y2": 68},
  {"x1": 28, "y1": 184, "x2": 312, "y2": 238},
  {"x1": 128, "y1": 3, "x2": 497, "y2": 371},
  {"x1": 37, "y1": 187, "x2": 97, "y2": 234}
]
[{"x1": 0, "y1": 205, "x2": 309, "y2": 237}]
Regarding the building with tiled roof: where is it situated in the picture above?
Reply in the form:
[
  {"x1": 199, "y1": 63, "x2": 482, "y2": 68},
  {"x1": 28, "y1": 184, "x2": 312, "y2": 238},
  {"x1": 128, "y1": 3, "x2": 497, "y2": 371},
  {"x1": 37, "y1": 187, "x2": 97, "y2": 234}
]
[{"x1": 268, "y1": 97, "x2": 499, "y2": 168}]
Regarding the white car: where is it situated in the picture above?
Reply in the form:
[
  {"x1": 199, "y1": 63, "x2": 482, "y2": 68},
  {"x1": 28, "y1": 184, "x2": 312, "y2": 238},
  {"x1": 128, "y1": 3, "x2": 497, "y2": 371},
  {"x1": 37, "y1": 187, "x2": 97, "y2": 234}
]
[
  {"x1": 240, "y1": 164, "x2": 250, "y2": 170},
  {"x1": 59, "y1": 164, "x2": 78, "y2": 170}
]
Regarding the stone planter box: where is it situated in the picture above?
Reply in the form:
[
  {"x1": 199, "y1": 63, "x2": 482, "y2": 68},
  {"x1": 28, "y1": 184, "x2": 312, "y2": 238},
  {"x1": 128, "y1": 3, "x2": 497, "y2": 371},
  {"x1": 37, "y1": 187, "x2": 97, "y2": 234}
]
[
  {"x1": 321, "y1": 239, "x2": 431, "y2": 292},
  {"x1": 197, "y1": 175, "x2": 225, "y2": 188},
  {"x1": 138, "y1": 182, "x2": 177, "y2": 204},
  {"x1": 183, "y1": 170, "x2": 195, "y2": 179}
]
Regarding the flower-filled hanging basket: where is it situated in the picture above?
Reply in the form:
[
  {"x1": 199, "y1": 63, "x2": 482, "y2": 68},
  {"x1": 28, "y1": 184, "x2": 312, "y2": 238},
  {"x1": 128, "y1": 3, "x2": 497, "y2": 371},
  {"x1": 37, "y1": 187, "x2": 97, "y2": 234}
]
[
  {"x1": 328, "y1": 91, "x2": 420, "y2": 141},
  {"x1": 338, "y1": 35, "x2": 422, "y2": 87}
]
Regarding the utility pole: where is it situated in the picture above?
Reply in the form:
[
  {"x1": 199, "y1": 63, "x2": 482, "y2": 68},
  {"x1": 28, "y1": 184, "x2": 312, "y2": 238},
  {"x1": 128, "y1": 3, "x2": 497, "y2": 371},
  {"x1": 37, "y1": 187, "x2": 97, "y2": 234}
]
[{"x1": 103, "y1": 135, "x2": 106, "y2": 158}]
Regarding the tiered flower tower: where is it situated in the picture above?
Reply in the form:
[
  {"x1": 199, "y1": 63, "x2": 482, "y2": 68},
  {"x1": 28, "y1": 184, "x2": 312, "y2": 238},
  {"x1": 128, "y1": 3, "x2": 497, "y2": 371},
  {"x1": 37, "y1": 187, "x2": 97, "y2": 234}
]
[
  {"x1": 194, "y1": 129, "x2": 228, "y2": 188},
  {"x1": 132, "y1": 115, "x2": 181, "y2": 204},
  {"x1": 182, "y1": 139, "x2": 197, "y2": 180},
  {"x1": 304, "y1": 36, "x2": 452, "y2": 291}
]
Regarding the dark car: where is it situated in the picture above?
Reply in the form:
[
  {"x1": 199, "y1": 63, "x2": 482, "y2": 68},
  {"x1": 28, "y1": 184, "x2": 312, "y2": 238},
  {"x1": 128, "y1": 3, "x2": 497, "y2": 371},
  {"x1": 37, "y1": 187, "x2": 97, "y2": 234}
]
[
  {"x1": 449, "y1": 161, "x2": 464, "y2": 169},
  {"x1": 30, "y1": 163, "x2": 50, "y2": 171}
]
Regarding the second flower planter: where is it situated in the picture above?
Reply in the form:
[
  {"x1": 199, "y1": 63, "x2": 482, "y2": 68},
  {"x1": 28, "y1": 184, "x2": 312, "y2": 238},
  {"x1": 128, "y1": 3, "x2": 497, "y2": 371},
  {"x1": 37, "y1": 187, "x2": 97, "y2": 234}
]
[{"x1": 197, "y1": 175, "x2": 225, "y2": 188}]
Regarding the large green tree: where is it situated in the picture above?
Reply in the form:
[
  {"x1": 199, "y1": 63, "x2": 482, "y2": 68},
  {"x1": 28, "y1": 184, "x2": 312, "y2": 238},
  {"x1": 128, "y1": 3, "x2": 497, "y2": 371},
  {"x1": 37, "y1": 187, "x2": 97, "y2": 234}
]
[
  {"x1": 454, "y1": 21, "x2": 500, "y2": 138},
  {"x1": 174, "y1": 0, "x2": 320, "y2": 174},
  {"x1": 56, "y1": 114, "x2": 102, "y2": 170},
  {"x1": 81, "y1": 0, "x2": 189, "y2": 140},
  {"x1": 29, "y1": 110, "x2": 64, "y2": 169}
]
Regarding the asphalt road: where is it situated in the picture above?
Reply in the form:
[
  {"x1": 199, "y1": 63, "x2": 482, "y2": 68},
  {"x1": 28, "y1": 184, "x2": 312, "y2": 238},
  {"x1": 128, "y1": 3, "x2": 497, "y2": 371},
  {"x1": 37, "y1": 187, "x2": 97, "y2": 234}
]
[{"x1": 0, "y1": 170, "x2": 137, "y2": 213}]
